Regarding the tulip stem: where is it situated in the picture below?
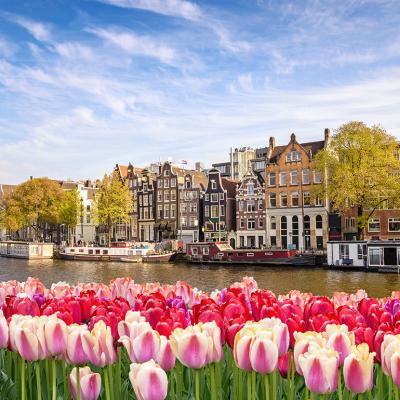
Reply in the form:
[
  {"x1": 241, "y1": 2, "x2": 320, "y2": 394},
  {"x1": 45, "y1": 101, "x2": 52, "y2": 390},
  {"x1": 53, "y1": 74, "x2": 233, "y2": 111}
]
[
  {"x1": 116, "y1": 348, "x2": 121, "y2": 399},
  {"x1": 104, "y1": 367, "x2": 111, "y2": 400},
  {"x1": 389, "y1": 375, "x2": 394, "y2": 400},
  {"x1": 35, "y1": 362, "x2": 42, "y2": 400},
  {"x1": 108, "y1": 365, "x2": 114, "y2": 400},
  {"x1": 264, "y1": 374, "x2": 270, "y2": 400},
  {"x1": 210, "y1": 363, "x2": 216, "y2": 400},
  {"x1": 272, "y1": 370, "x2": 277, "y2": 400},
  {"x1": 338, "y1": 367, "x2": 343, "y2": 400},
  {"x1": 21, "y1": 357, "x2": 26, "y2": 400},
  {"x1": 176, "y1": 362, "x2": 183, "y2": 400},
  {"x1": 252, "y1": 370, "x2": 256, "y2": 400},
  {"x1": 76, "y1": 366, "x2": 81, "y2": 400},
  {"x1": 195, "y1": 369, "x2": 200, "y2": 400},
  {"x1": 45, "y1": 359, "x2": 51, "y2": 400},
  {"x1": 358, "y1": 394, "x2": 363, "y2": 400},
  {"x1": 52, "y1": 359, "x2": 57, "y2": 400},
  {"x1": 378, "y1": 364, "x2": 383, "y2": 400},
  {"x1": 247, "y1": 372, "x2": 252, "y2": 400},
  {"x1": 394, "y1": 385, "x2": 399, "y2": 400},
  {"x1": 62, "y1": 360, "x2": 67, "y2": 400}
]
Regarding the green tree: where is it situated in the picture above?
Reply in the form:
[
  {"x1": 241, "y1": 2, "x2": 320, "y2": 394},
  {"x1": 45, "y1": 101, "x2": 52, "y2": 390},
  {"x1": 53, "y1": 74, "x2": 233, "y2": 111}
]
[
  {"x1": 59, "y1": 189, "x2": 81, "y2": 243},
  {"x1": 92, "y1": 171, "x2": 133, "y2": 246},
  {"x1": 314, "y1": 121, "x2": 400, "y2": 239},
  {"x1": 2, "y1": 178, "x2": 64, "y2": 240}
]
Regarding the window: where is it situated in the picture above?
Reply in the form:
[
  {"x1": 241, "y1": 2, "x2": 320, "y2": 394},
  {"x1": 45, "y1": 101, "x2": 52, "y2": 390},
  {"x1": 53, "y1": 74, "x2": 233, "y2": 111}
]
[
  {"x1": 368, "y1": 218, "x2": 381, "y2": 232},
  {"x1": 286, "y1": 151, "x2": 301, "y2": 162},
  {"x1": 181, "y1": 203, "x2": 187, "y2": 213},
  {"x1": 205, "y1": 206, "x2": 210, "y2": 217},
  {"x1": 190, "y1": 203, "x2": 197, "y2": 213},
  {"x1": 259, "y1": 219, "x2": 264, "y2": 228},
  {"x1": 256, "y1": 161, "x2": 265, "y2": 170},
  {"x1": 270, "y1": 216, "x2": 276, "y2": 230},
  {"x1": 271, "y1": 236, "x2": 276, "y2": 246},
  {"x1": 171, "y1": 204, "x2": 176, "y2": 218},
  {"x1": 315, "y1": 195, "x2": 323, "y2": 206},
  {"x1": 357, "y1": 244, "x2": 366, "y2": 260},
  {"x1": 314, "y1": 170, "x2": 322, "y2": 183},
  {"x1": 189, "y1": 216, "x2": 197, "y2": 227},
  {"x1": 258, "y1": 201, "x2": 263, "y2": 210},
  {"x1": 164, "y1": 170, "x2": 170, "y2": 176},
  {"x1": 269, "y1": 193, "x2": 276, "y2": 207},
  {"x1": 280, "y1": 192, "x2": 288, "y2": 207},
  {"x1": 86, "y1": 215, "x2": 90, "y2": 223},
  {"x1": 302, "y1": 169, "x2": 310, "y2": 184},
  {"x1": 247, "y1": 200, "x2": 256, "y2": 212},
  {"x1": 240, "y1": 218, "x2": 245, "y2": 229},
  {"x1": 157, "y1": 179, "x2": 163, "y2": 188},
  {"x1": 164, "y1": 192, "x2": 170, "y2": 202},
  {"x1": 220, "y1": 193, "x2": 224, "y2": 200},
  {"x1": 205, "y1": 194, "x2": 209, "y2": 201},
  {"x1": 211, "y1": 205, "x2": 218, "y2": 218},
  {"x1": 86, "y1": 205, "x2": 90, "y2": 211},
  {"x1": 185, "y1": 179, "x2": 191, "y2": 189},
  {"x1": 164, "y1": 179, "x2": 169, "y2": 188},
  {"x1": 157, "y1": 205, "x2": 163, "y2": 218},
  {"x1": 211, "y1": 180, "x2": 217, "y2": 189},
  {"x1": 239, "y1": 200, "x2": 244, "y2": 211},
  {"x1": 248, "y1": 219, "x2": 255, "y2": 230},
  {"x1": 350, "y1": 217, "x2": 356, "y2": 228},
  {"x1": 389, "y1": 218, "x2": 400, "y2": 232},
  {"x1": 291, "y1": 192, "x2": 299, "y2": 207},
  {"x1": 290, "y1": 171, "x2": 298, "y2": 185},
  {"x1": 171, "y1": 178, "x2": 176, "y2": 187},
  {"x1": 211, "y1": 193, "x2": 218, "y2": 202},
  {"x1": 345, "y1": 218, "x2": 349, "y2": 229},
  {"x1": 157, "y1": 192, "x2": 162, "y2": 202},
  {"x1": 339, "y1": 244, "x2": 349, "y2": 259},
  {"x1": 220, "y1": 205, "x2": 225, "y2": 216},
  {"x1": 369, "y1": 248, "x2": 382, "y2": 266},
  {"x1": 280, "y1": 172, "x2": 287, "y2": 186},
  {"x1": 143, "y1": 195, "x2": 148, "y2": 206},
  {"x1": 316, "y1": 215, "x2": 323, "y2": 229},
  {"x1": 303, "y1": 192, "x2": 310, "y2": 206},
  {"x1": 164, "y1": 205, "x2": 170, "y2": 218},
  {"x1": 171, "y1": 191, "x2": 176, "y2": 201},
  {"x1": 247, "y1": 184, "x2": 254, "y2": 195},
  {"x1": 269, "y1": 173, "x2": 276, "y2": 186}
]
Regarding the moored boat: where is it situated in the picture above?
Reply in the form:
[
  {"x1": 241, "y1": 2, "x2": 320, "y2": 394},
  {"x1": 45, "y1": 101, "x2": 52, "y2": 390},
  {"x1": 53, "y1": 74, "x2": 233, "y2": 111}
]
[
  {"x1": 185, "y1": 241, "x2": 315, "y2": 265},
  {"x1": 119, "y1": 257, "x2": 142, "y2": 263},
  {"x1": 142, "y1": 251, "x2": 175, "y2": 263},
  {"x1": 59, "y1": 246, "x2": 149, "y2": 261},
  {"x1": 0, "y1": 241, "x2": 54, "y2": 259}
]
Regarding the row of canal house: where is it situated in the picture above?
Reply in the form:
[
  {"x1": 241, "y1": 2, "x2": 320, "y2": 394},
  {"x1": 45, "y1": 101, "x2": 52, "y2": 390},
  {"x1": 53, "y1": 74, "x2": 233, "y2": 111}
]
[{"x1": 112, "y1": 129, "x2": 331, "y2": 251}]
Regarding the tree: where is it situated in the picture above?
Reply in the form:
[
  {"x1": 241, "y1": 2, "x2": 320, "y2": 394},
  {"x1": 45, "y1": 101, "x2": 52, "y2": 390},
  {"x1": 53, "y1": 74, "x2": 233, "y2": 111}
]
[
  {"x1": 59, "y1": 189, "x2": 81, "y2": 243},
  {"x1": 2, "y1": 178, "x2": 64, "y2": 240},
  {"x1": 314, "y1": 121, "x2": 400, "y2": 239},
  {"x1": 92, "y1": 171, "x2": 133, "y2": 246}
]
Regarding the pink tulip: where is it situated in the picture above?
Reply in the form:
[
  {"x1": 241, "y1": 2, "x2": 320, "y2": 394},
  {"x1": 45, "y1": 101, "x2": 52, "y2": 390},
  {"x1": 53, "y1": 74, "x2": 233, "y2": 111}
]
[
  {"x1": 259, "y1": 317, "x2": 290, "y2": 355},
  {"x1": 233, "y1": 328, "x2": 254, "y2": 371},
  {"x1": 66, "y1": 325, "x2": 91, "y2": 365},
  {"x1": 391, "y1": 351, "x2": 400, "y2": 388},
  {"x1": 170, "y1": 325, "x2": 211, "y2": 369},
  {"x1": 119, "y1": 321, "x2": 160, "y2": 363},
  {"x1": 249, "y1": 336, "x2": 279, "y2": 374},
  {"x1": 156, "y1": 336, "x2": 176, "y2": 371},
  {"x1": 381, "y1": 334, "x2": 400, "y2": 376},
  {"x1": 82, "y1": 321, "x2": 116, "y2": 367},
  {"x1": 0, "y1": 310, "x2": 9, "y2": 348},
  {"x1": 343, "y1": 344, "x2": 375, "y2": 394},
  {"x1": 44, "y1": 317, "x2": 67, "y2": 356},
  {"x1": 117, "y1": 311, "x2": 146, "y2": 338},
  {"x1": 129, "y1": 360, "x2": 168, "y2": 400},
  {"x1": 299, "y1": 343, "x2": 339, "y2": 394},
  {"x1": 201, "y1": 321, "x2": 223, "y2": 363},
  {"x1": 294, "y1": 332, "x2": 327, "y2": 375},
  {"x1": 325, "y1": 324, "x2": 355, "y2": 366},
  {"x1": 70, "y1": 366, "x2": 101, "y2": 400}
]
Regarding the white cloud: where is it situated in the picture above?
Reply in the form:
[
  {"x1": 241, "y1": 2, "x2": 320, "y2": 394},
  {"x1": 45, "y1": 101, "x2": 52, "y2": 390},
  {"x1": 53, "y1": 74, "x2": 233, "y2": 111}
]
[
  {"x1": 98, "y1": 0, "x2": 202, "y2": 21},
  {"x1": 54, "y1": 42, "x2": 95, "y2": 61},
  {"x1": 86, "y1": 27, "x2": 176, "y2": 64},
  {"x1": 10, "y1": 15, "x2": 51, "y2": 42},
  {"x1": 0, "y1": 37, "x2": 17, "y2": 57}
]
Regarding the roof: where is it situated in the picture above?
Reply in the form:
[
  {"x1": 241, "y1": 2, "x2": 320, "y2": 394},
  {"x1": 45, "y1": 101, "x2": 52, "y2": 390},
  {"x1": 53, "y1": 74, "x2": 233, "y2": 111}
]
[
  {"x1": 59, "y1": 181, "x2": 78, "y2": 190},
  {"x1": 221, "y1": 178, "x2": 239, "y2": 198},
  {"x1": 269, "y1": 140, "x2": 325, "y2": 163},
  {"x1": 117, "y1": 164, "x2": 128, "y2": 179}
]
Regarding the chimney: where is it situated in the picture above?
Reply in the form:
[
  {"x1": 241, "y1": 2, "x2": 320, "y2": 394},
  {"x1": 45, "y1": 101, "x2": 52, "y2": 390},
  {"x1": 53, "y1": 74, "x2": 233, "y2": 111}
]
[
  {"x1": 324, "y1": 128, "x2": 331, "y2": 146},
  {"x1": 269, "y1": 136, "x2": 275, "y2": 150},
  {"x1": 290, "y1": 132, "x2": 296, "y2": 143}
]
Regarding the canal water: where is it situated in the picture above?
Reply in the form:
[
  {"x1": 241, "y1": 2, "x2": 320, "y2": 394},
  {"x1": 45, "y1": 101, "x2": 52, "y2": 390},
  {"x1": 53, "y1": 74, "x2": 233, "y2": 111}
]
[{"x1": 0, "y1": 257, "x2": 399, "y2": 297}]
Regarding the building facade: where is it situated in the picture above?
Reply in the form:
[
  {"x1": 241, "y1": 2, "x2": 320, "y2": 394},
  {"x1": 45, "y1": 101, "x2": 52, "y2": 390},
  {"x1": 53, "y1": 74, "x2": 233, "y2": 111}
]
[
  {"x1": 265, "y1": 131, "x2": 330, "y2": 251},
  {"x1": 203, "y1": 169, "x2": 237, "y2": 245},
  {"x1": 235, "y1": 166, "x2": 266, "y2": 248},
  {"x1": 137, "y1": 169, "x2": 157, "y2": 242}
]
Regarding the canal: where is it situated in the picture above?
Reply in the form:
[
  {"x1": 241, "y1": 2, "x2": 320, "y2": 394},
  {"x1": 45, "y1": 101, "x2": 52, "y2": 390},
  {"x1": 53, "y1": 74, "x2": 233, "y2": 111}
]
[{"x1": 0, "y1": 257, "x2": 399, "y2": 297}]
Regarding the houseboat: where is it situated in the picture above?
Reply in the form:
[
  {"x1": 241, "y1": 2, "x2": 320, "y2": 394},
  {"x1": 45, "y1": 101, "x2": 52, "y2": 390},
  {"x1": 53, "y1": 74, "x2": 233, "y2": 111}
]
[
  {"x1": 185, "y1": 242, "x2": 317, "y2": 266},
  {"x1": 59, "y1": 246, "x2": 150, "y2": 261},
  {"x1": 327, "y1": 240, "x2": 400, "y2": 272},
  {"x1": 0, "y1": 241, "x2": 54, "y2": 259}
]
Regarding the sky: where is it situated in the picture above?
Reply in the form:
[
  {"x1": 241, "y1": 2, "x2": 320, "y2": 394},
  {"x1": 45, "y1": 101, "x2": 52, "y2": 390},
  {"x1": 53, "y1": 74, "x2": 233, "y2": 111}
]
[{"x1": 0, "y1": 0, "x2": 400, "y2": 183}]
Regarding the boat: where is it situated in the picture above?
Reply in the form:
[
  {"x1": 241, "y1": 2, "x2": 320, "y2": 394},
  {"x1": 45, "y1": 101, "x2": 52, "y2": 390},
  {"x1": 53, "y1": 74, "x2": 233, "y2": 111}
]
[
  {"x1": 327, "y1": 240, "x2": 400, "y2": 272},
  {"x1": 0, "y1": 241, "x2": 54, "y2": 259},
  {"x1": 119, "y1": 257, "x2": 143, "y2": 263},
  {"x1": 142, "y1": 251, "x2": 175, "y2": 263},
  {"x1": 59, "y1": 246, "x2": 150, "y2": 261},
  {"x1": 185, "y1": 242, "x2": 316, "y2": 266}
]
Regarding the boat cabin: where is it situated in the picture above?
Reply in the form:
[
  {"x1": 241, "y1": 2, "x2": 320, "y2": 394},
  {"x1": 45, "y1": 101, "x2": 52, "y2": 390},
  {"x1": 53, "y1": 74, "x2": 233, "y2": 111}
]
[
  {"x1": 327, "y1": 240, "x2": 400, "y2": 271},
  {"x1": 0, "y1": 241, "x2": 54, "y2": 259}
]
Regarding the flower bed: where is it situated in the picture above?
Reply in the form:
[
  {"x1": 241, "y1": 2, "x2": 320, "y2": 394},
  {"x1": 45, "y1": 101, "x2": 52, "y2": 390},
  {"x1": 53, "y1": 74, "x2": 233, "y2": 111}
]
[{"x1": 0, "y1": 276, "x2": 399, "y2": 399}]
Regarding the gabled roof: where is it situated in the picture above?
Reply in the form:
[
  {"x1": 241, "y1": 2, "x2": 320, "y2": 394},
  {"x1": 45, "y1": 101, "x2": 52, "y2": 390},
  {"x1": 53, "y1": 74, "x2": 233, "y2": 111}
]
[
  {"x1": 222, "y1": 178, "x2": 239, "y2": 198},
  {"x1": 268, "y1": 139, "x2": 325, "y2": 163}
]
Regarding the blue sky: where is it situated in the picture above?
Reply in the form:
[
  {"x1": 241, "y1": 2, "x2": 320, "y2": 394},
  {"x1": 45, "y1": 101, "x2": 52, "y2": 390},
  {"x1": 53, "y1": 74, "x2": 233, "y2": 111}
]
[{"x1": 0, "y1": 0, "x2": 399, "y2": 183}]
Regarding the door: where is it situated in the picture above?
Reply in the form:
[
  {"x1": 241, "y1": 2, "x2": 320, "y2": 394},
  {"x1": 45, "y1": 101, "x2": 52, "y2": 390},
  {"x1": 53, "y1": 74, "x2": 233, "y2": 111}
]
[{"x1": 384, "y1": 247, "x2": 397, "y2": 266}]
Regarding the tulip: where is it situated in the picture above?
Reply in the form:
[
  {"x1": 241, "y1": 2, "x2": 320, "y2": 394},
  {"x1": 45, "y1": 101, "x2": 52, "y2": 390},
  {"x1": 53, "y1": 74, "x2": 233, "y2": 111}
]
[
  {"x1": 70, "y1": 366, "x2": 101, "y2": 400},
  {"x1": 66, "y1": 324, "x2": 91, "y2": 365},
  {"x1": 381, "y1": 334, "x2": 400, "y2": 375},
  {"x1": 325, "y1": 324, "x2": 355, "y2": 366},
  {"x1": 0, "y1": 310, "x2": 9, "y2": 348},
  {"x1": 258, "y1": 317, "x2": 290, "y2": 355},
  {"x1": 391, "y1": 351, "x2": 400, "y2": 388},
  {"x1": 299, "y1": 343, "x2": 339, "y2": 394},
  {"x1": 343, "y1": 343, "x2": 375, "y2": 394},
  {"x1": 201, "y1": 321, "x2": 223, "y2": 363},
  {"x1": 44, "y1": 316, "x2": 68, "y2": 356},
  {"x1": 170, "y1": 324, "x2": 212, "y2": 369},
  {"x1": 156, "y1": 336, "x2": 176, "y2": 371},
  {"x1": 119, "y1": 321, "x2": 160, "y2": 363},
  {"x1": 249, "y1": 334, "x2": 279, "y2": 374},
  {"x1": 294, "y1": 331, "x2": 326, "y2": 375},
  {"x1": 129, "y1": 360, "x2": 168, "y2": 400},
  {"x1": 233, "y1": 327, "x2": 254, "y2": 371}
]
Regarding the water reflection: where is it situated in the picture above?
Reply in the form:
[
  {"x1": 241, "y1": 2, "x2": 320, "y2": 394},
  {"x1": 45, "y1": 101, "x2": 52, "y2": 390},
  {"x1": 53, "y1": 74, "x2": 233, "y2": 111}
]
[{"x1": 0, "y1": 257, "x2": 399, "y2": 297}]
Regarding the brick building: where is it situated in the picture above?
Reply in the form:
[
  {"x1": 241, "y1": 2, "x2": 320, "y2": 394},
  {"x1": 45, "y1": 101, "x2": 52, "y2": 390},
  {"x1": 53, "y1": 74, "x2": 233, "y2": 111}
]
[
  {"x1": 265, "y1": 131, "x2": 330, "y2": 251},
  {"x1": 235, "y1": 165, "x2": 266, "y2": 248},
  {"x1": 203, "y1": 169, "x2": 237, "y2": 245}
]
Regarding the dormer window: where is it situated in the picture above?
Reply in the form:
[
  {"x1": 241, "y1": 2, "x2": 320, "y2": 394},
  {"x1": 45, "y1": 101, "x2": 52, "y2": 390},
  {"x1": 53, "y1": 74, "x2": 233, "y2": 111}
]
[
  {"x1": 247, "y1": 183, "x2": 254, "y2": 195},
  {"x1": 286, "y1": 151, "x2": 301, "y2": 162},
  {"x1": 211, "y1": 180, "x2": 217, "y2": 189},
  {"x1": 185, "y1": 179, "x2": 191, "y2": 189},
  {"x1": 164, "y1": 170, "x2": 170, "y2": 176}
]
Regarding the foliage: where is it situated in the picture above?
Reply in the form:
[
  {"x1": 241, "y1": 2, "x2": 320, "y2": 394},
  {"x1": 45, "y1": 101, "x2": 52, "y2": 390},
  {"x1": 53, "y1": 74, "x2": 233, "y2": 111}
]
[
  {"x1": 314, "y1": 121, "x2": 400, "y2": 238},
  {"x1": 58, "y1": 189, "x2": 81, "y2": 228},
  {"x1": 1, "y1": 178, "x2": 64, "y2": 239},
  {"x1": 92, "y1": 171, "x2": 133, "y2": 245}
]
